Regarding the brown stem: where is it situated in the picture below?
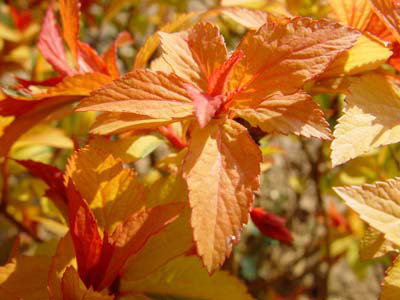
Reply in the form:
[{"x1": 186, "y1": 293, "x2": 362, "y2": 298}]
[
  {"x1": 1, "y1": 158, "x2": 9, "y2": 210},
  {"x1": 301, "y1": 139, "x2": 331, "y2": 300},
  {"x1": 0, "y1": 208, "x2": 43, "y2": 243}
]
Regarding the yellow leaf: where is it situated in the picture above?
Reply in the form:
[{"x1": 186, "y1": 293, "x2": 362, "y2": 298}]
[
  {"x1": 382, "y1": 255, "x2": 400, "y2": 300},
  {"x1": 48, "y1": 234, "x2": 76, "y2": 300},
  {"x1": 331, "y1": 74, "x2": 400, "y2": 166},
  {"x1": 334, "y1": 178, "x2": 400, "y2": 247},
  {"x1": 88, "y1": 135, "x2": 162, "y2": 163},
  {"x1": 182, "y1": 119, "x2": 261, "y2": 272},
  {"x1": 122, "y1": 209, "x2": 193, "y2": 281},
  {"x1": 13, "y1": 125, "x2": 73, "y2": 150},
  {"x1": 328, "y1": 0, "x2": 373, "y2": 30},
  {"x1": 320, "y1": 33, "x2": 392, "y2": 79},
  {"x1": 0, "y1": 255, "x2": 52, "y2": 300},
  {"x1": 359, "y1": 226, "x2": 399, "y2": 260},
  {"x1": 65, "y1": 146, "x2": 146, "y2": 232},
  {"x1": 233, "y1": 91, "x2": 332, "y2": 139},
  {"x1": 133, "y1": 11, "x2": 201, "y2": 69},
  {"x1": 221, "y1": 7, "x2": 270, "y2": 29},
  {"x1": 121, "y1": 256, "x2": 254, "y2": 300}
]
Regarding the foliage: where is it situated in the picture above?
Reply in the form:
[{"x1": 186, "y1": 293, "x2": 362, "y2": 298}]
[{"x1": 1, "y1": 0, "x2": 400, "y2": 299}]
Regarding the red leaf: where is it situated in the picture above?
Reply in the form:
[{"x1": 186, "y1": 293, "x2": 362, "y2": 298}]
[
  {"x1": 184, "y1": 84, "x2": 224, "y2": 128},
  {"x1": 77, "y1": 41, "x2": 107, "y2": 74},
  {"x1": 38, "y1": 6, "x2": 76, "y2": 76},
  {"x1": 67, "y1": 181, "x2": 102, "y2": 286},
  {"x1": 250, "y1": 208, "x2": 293, "y2": 245},
  {"x1": 14, "y1": 159, "x2": 67, "y2": 203},
  {"x1": 208, "y1": 50, "x2": 243, "y2": 96},
  {"x1": 9, "y1": 4, "x2": 32, "y2": 32},
  {"x1": 0, "y1": 97, "x2": 42, "y2": 117},
  {"x1": 15, "y1": 77, "x2": 64, "y2": 88}
]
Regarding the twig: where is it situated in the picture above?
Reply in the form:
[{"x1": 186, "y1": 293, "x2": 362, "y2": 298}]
[
  {"x1": 389, "y1": 145, "x2": 400, "y2": 171},
  {"x1": 300, "y1": 139, "x2": 331, "y2": 300},
  {"x1": 0, "y1": 208, "x2": 43, "y2": 243}
]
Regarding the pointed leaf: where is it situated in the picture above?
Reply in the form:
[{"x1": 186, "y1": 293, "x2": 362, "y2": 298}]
[
  {"x1": 221, "y1": 7, "x2": 270, "y2": 29},
  {"x1": 328, "y1": 0, "x2": 373, "y2": 30},
  {"x1": 61, "y1": 266, "x2": 113, "y2": 300},
  {"x1": 155, "y1": 31, "x2": 207, "y2": 90},
  {"x1": 319, "y1": 33, "x2": 392, "y2": 79},
  {"x1": 77, "y1": 42, "x2": 107, "y2": 74},
  {"x1": 331, "y1": 74, "x2": 400, "y2": 166},
  {"x1": 89, "y1": 112, "x2": 171, "y2": 135},
  {"x1": 0, "y1": 96, "x2": 76, "y2": 157},
  {"x1": 103, "y1": 32, "x2": 134, "y2": 79},
  {"x1": 123, "y1": 209, "x2": 193, "y2": 281},
  {"x1": 121, "y1": 256, "x2": 254, "y2": 300},
  {"x1": 234, "y1": 91, "x2": 332, "y2": 139},
  {"x1": 65, "y1": 146, "x2": 146, "y2": 232},
  {"x1": 0, "y1": 256, "x2": 52, "y2": 300},
  {"x1": 250, "y1": 208, "x2": 293, "y2": 245},
  {"x1": 48, "y1": 234, "x2": 76, "y2": 300},
  {"x1": 370, "y1": 0, "x2": 400, "y2": 42},
  {"x1": 359, "y1": 227, "x2": 398, "y2": 260},
  {"x1": 59, "y1": 0, "x2": 80, "y2": 65},
  {"x1": 382, "y1": 255, "x2": 400, "y2": 300},
  {"x1": 188, "y1": 22, "x2": 227, "y2": 81},
  {"x1": 67, "y1": 181, "x2": 103, "y2": 285},
  {"x1": 182, "y1": 119, "x2": 261, "y2": 272},
  {"x1": 334, "y1": 178, "x2": 400, "y2": 246},
  {"x1": 97, "y1": 202, "x2": 186, "y2": 290},
  {"x1": 133, "y1": 11, "x2": 201, "y2": 70},
  {"x1": 228, "y1": 17, "x2": 360, "y2": 101},
  {"x1": 184, "y1": 84, "x2": 224, "y2": 128},
  {"x1": 38, "y1": 6, "x2": 75, "y2": 76},
  {"x1": 77, "y1": 70, "x2": 193, "y2": 121}
]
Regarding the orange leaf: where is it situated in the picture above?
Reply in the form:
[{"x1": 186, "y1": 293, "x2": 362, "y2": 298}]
[
  {"x1": 103, "y1": 32, "x2": 134, "y2": 79},
  {"x1": 188, "y1": 22, "x2": 228, "y2": 81},
  {"x1": 48, "y1": 234, "x2": 76, "y2": 300},
  {"x1": 0, "y1": 255, "x2": 52, "y2": 300},
  {"x1": 61, "y1": 266, "x2": 113, "y2": 300},
  {"x1": 38, "y1": 6, "x2": 75, "y2": 76},
  {"x1": 370, "y1": 0, "x2": 400, "y2": 42},
  {"x1": 77, "y1": 70, "x2": 193, "y2": 120},
  {"x1": 59, "y1": 0, "x2": 81, "y2": 65},
  {"x1": 221, "y1": 7, "x2": 270, "y2": 30},
  {"x1": 182, "y1": 119, "x2": 261, "y2": 272},
  {"x1": 328, "y1": 0, "x2": 373, "y2": 30},
  {"x1": 155, "y1": 31, "x2": 207, "y2": 90},
  {"x1": 232, "y1": 91, "x2": 332, "y2": 139},
  {"x1": 65, "y1": 146, "x2": 146, "y2": 232},
  {"x1": 42, "y1": 73, "x2": 112, "y2": 97},
  {"x1": 228, "y1": 18, "x2": 360, "y2": 101}
]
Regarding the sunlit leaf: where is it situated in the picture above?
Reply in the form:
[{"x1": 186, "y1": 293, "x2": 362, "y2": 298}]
[
  {"x1": 331, "y1": 74, "x2": 400, "y2": 166},
  {"x1": 182, "y1": 119, "x2": 261, "y2": 272}
]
